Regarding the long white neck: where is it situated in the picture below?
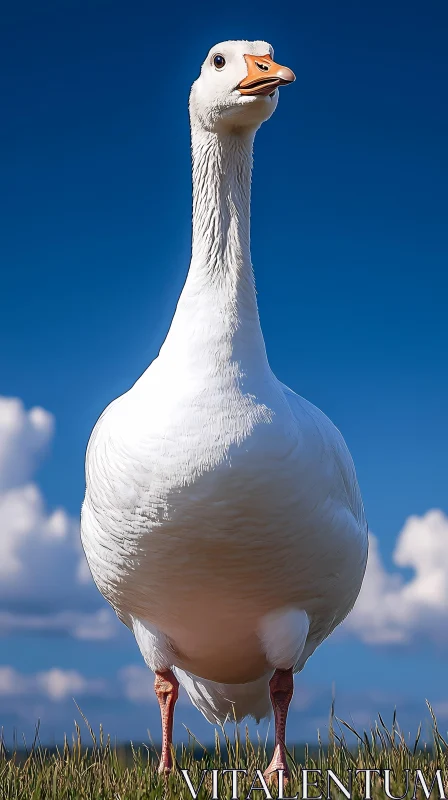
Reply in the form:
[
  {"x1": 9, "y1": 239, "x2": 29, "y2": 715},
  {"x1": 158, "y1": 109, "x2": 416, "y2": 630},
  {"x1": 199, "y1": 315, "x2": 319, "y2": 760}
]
[
  {"x1": 159, "y1": 123, "x2": 269, "y2": 375},
  {"x1": 190, "y1": 125, "x2": 253, "y2": 283}
]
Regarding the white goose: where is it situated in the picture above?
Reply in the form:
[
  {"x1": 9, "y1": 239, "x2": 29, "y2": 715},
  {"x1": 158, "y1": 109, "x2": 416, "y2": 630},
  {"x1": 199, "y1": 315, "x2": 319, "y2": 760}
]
[{"x1": 81, "y1": 40, "x2": 368, "y2": 779}]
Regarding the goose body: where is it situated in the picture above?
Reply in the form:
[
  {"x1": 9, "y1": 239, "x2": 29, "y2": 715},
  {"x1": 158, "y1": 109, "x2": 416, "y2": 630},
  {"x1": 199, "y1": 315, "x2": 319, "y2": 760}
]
[{"x1": 81, "y1": 39, "x2": 368, "y2": 768}]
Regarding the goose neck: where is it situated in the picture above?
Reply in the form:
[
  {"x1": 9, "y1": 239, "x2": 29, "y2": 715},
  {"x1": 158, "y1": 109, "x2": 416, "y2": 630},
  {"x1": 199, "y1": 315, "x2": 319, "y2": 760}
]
[
  {"x1": 190, "y1": 126, "x2": 253, "y2": 276},
  {"x1": 158, "y1": 124, "x2": 269, "y2": 375}
]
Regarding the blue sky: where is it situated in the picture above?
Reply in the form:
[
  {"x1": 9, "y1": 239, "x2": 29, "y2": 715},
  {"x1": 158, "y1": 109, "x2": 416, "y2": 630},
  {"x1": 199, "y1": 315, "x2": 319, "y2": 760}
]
[{"x1": 0, "y1": 0, "x2": 447, "y2": 746}]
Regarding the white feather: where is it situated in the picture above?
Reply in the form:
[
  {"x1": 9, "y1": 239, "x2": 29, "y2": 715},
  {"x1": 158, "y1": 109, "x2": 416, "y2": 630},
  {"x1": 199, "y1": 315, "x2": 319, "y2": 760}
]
[
  {"x1": 131, "y1": 617, "x2": 173, "y2": 673},
  {"x1": 258, "y1": 608, "x2": 310, "y2": 671},
  {"x1": 173, "y1": 669, "x2": 272, "y2": 725}
]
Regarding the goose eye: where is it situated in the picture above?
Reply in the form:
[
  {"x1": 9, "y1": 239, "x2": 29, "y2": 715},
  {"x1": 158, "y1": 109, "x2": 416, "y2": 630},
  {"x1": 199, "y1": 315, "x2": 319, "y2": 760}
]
[{"x1": 213, "y1": 54, "x2": 226, "y2": 69}]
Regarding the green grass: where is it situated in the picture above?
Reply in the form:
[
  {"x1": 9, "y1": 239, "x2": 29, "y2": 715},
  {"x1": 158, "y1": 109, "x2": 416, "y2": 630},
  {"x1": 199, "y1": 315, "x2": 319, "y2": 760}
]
[{"x1": 0, "y1": 703, "x2": 447, "y2": 799}]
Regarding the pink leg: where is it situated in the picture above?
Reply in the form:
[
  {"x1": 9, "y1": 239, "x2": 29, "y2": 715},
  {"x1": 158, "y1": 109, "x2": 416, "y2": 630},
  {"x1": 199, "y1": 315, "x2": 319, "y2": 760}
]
[
  {"x1": 154, "y1": 669, "x2": 179, "y2": 774},
  {"x1": 264, "y1": 667, "x2": 294, "y2": 783}
]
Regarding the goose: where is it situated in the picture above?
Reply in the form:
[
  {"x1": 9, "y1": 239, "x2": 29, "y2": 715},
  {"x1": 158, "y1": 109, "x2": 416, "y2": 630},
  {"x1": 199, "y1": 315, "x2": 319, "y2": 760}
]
[{"x1": 81, "y1": 39, "x2": 368, "y2": 780}]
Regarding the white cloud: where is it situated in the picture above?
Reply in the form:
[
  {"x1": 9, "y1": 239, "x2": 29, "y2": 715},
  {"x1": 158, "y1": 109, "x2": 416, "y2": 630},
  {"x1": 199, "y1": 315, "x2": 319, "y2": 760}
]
[
  {"x1": 0, "y1": 663, "x2": 162, "y2": 706},
  {"x1": 0, "y1": 397, "x2": 54, "y2": 491},
  {"x1": 344, "y1": 510, "x2": 448, "y2": 645},
  {"x1": 0, "y1": 395, "x2": 118, "y2": 639},
  {"x1": 0, "y1": 663, "x2": 153, "y2": 705},
  {"x1": 0, "y1": 608, "x2": 116, "y2": 640},
  {"x1": 36, "y1": 668, "x2": 105, "y2": 701},
  {"x1": 119, "y1": 665, "x2": 156, "y2": 703},
  {"x1": 0, "y1": 666, "x2": 106, "y2": 701}
]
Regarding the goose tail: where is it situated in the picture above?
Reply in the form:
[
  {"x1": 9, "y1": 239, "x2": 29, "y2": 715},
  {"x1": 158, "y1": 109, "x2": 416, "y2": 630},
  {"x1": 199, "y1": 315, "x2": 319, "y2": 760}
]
[{"x1": 173, "y1": 668, "x2": 273, "y2": 725}]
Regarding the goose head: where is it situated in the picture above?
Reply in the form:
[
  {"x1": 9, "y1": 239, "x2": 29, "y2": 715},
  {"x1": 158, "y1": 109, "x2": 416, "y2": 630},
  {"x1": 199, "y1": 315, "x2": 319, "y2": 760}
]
[{"x1": 189, "y1": 40, "x2": 295, "y2": 134}]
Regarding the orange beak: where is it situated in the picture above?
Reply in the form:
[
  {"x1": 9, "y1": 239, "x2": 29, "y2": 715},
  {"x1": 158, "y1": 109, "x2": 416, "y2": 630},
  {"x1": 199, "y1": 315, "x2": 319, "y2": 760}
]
[{"x1": 238, "y1": 54, "x2": 296, "y2": 97}]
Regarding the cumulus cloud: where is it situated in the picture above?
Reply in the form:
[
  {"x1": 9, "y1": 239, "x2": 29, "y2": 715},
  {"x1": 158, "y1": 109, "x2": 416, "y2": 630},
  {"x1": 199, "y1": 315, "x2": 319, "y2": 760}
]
[
  {"x1": 0, "y1": 663, "x2": 166, "y2": 707},
  {"x1": 0, "y1": 666, "x2": 106, "y2": 702},
  {"x1": 0, "y1": 395, "x2": 118, "y2": 639},
  {"x1": 344, "y1": 510, "x2": 448, "y2": 645},
  {"x1": 0, "y1": 608, "x2": 116, "y2": 640},
  {"x1": 119, "y1": 665, "x2": 156, "y2": 703},
  {"x1": 0, "y1": 397, "x2": 54, "y2": 492}
]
